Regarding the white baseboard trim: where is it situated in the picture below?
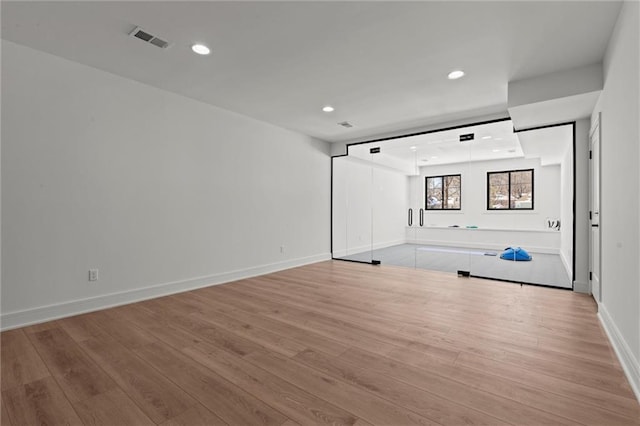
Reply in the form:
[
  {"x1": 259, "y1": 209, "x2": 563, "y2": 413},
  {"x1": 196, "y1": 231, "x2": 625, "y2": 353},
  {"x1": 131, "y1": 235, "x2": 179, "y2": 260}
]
[
  {"x1": 598, "y1": 304, "x2": 640, "y2": 402},
  {"x1": 1, "y1": 253, "x2": 331, "y2": 331},
  {"x1": 405, "y1": 239, "x2": 559, "y2": 255},
  {"x1": 573, "y1": 280, "x2": 590, "y2": 293}
]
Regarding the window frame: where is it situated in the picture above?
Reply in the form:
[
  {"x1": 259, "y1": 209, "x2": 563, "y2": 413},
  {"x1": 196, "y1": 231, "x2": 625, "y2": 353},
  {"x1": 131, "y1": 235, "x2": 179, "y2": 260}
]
[
  {"x1": 424, "y1": 174, "x2": 462, "y2": 211},
  {"x1": 486, "y1": 168, "x2": 535, "y2": 211}
]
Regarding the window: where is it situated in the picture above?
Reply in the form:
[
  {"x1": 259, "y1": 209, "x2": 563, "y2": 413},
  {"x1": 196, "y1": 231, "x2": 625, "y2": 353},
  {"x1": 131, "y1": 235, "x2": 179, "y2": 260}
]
[
  {"x1": 487, "y1": 169, "x2": 534, "y2": 210},
  {"x1": 425, "y1": 174, "x2": 461, "y2": 210}
]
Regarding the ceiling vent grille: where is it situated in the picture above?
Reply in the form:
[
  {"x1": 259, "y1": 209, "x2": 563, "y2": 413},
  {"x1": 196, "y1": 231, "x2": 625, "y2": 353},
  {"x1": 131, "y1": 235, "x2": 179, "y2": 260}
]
[
  {"x1": 338, "y1": 121, "x2": 353, "y2": 128},
  {"x1": 129, "y1": 26, "x2": 171, "y2": 49}
]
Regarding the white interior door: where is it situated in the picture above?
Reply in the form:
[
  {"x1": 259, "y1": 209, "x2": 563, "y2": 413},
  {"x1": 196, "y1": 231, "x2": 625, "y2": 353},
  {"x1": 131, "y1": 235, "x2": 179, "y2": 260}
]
[{"x1": 590, "y1": 115, "x2": 601, "y2": 303}]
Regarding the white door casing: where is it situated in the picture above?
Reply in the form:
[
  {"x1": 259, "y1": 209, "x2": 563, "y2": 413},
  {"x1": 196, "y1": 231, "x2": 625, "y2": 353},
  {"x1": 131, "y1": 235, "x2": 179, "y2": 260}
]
[{"x1": 589, "y1": 113, "x2": 602, "y2": 304}]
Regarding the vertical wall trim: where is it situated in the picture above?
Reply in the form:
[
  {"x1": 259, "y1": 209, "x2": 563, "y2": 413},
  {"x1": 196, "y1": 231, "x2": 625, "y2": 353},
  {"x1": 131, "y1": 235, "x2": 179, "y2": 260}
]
[{"x1": 572, "y1": 121, "x2": 577, "y2": 285}]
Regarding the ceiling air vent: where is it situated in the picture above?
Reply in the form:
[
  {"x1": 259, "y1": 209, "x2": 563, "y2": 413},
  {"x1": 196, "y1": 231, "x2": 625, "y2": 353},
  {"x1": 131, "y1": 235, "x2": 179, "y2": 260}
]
[
  {"x1": 338, "y1": 121, "x2": 353, "y2": 128},
  {"x1": 129, "y1": 26, "x2": 171, "y2": 49}
]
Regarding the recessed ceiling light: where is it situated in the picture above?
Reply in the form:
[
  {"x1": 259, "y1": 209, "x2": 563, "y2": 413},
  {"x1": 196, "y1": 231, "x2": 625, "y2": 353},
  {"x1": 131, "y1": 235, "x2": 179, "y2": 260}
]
[
  {"x1": 322, "y1": 105, "x2": 334, "y2": 113},
  {"x1": 421, "y1": 158, "x2": 429, "y2": 162},
  {"x1": 431, "y1": 156, "x2": 439, "y2": 159},
  {"x1": 448, "y1": 70, "x2": 465, "y2": 80},
  {"x1": 191, "y1": 44, "x2": 210, "y2": 55},
  {"x1": 482, "y1": 136, "x2": 492, "y2": 140},
  {"x1": 410, "y1": 146, "x2": 417, "y2": 151},
  {"x1": 508, "y1": 149, "x2": 516, "y2": 153},
  {"x1": 492, "y1": 149, "x2": 501, "y2": 153}
]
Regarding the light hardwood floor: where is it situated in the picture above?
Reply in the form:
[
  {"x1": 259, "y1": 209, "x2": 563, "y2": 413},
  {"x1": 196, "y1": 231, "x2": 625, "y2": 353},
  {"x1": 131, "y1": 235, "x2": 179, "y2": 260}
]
[{"x1": 2, "y1": 260, "x2": 639, "y2": 425}]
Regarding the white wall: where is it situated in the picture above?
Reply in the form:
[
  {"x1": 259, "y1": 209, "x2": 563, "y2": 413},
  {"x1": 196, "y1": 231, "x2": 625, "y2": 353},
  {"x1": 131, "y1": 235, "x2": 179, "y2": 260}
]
[
  {"x1": 410, "y1": 157, "x2": 561, "y2": 230},
  {"x1": 1, "y1": 40, "x2": 331, "y2": 329},
  {"x1": 332, "y1": 156, "x2": 407, "y2": 256},
  {"x1": 591, "y1": 1, "x2": 640, "y2": 400},
  {"x1": 573, "y1": 119, "x2": 591, "y2": 293},
  {"x1": 403, "y1": 157, "x2": 563, "y2": 255}
]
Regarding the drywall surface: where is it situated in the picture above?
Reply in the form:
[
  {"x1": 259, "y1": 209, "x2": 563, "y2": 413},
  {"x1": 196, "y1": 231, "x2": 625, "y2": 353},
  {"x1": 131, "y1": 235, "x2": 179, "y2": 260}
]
[
  {"x1": 592, "y1": 0, "x2": 640, "y2": 399},
  {"x1": 1, "y1": 40, "x2": 331, "y2": 328},
  {"x1": 332, "y1": 156, "x2": 407, "y2": 257}
]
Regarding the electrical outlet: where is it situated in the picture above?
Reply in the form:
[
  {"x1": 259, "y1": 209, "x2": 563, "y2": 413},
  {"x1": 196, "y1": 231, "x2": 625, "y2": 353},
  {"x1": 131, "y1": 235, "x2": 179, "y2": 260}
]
[{"x1": 88, "y1": 269, "x2": 99, "y2": 282}]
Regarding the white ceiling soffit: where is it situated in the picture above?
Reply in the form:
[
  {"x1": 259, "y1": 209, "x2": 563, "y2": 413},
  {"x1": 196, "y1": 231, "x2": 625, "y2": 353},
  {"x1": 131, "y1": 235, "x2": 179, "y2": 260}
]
[
  {"x1": 509, "y1": 92, "x2": 602, "y2": 131},
  {"x1": 1, "y1": 1, "x2": 622, "y2": 142},
  {"x1": 508, "y1": 63, "x2": 604, "y2": 130}
]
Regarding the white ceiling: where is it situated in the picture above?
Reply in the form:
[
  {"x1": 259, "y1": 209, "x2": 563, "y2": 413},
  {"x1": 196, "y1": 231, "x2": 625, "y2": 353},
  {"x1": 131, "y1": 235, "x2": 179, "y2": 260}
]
[{"x1": 1, "y1": 1, "x2": 621, "y2": 143}]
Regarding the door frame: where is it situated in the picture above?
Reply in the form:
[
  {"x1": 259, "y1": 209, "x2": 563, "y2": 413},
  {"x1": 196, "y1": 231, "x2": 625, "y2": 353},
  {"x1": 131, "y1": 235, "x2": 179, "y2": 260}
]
[{"x1": 589, "y1": 113, "x2": 602, "y2": 304}]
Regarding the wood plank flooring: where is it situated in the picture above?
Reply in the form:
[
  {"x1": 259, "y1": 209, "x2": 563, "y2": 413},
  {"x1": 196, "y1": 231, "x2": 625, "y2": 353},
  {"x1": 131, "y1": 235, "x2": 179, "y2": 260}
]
[{"x1": 2, "y1": 260, "x2": 639, "y2": 425}]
